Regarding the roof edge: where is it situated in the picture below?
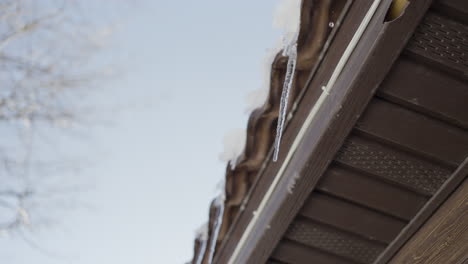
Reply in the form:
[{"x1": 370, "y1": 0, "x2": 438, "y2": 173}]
[{"x1": 189, "y1": 0, "x2": 348, "y2": 263}]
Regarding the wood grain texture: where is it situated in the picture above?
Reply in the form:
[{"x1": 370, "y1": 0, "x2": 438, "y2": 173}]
[
  {"x1": 389, "y1": 179, "x2": 468, "y2": 264},
  {"x1": 375, "y1": 158, "x2": 468, "y2": 264}
]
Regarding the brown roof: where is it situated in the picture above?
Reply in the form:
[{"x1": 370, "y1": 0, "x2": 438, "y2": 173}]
[{"x1": 190, "y1": 0, "x2": 468, "y2": 263}]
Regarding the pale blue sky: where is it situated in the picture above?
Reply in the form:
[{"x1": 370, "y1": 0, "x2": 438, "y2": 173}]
[{"x1": 0, "y1": 1, "x2": 282, "y2": 263}]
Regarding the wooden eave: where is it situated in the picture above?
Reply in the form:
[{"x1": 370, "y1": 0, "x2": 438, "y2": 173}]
[
  {"x1": 213, "y1": 0, "x2": 468, "y2": 264},
  {"x1": 389, "y1": 177, "x2": 468, "y2": 264}
]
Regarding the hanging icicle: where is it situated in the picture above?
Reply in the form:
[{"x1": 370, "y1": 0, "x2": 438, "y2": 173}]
[
  {"x1": 206, "y1": 194, "x2": 225, "y2": 264},
  {"x1": 273, "y1": 37, "x2": 298, "y2": 162},
  {"x1": 194, "y1": 223, "x2": 208, "y2": 264}
]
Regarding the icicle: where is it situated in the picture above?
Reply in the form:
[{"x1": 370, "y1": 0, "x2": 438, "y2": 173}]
[
  {"x1": 194, "y1": 223, "x2": 208, "y2": 264},
  {"x1": 206, "y1": 195, "x2": 225, "y2": 264},
  {"x1": 273, "y1": 38, "x2": 298, "y2": 162}
]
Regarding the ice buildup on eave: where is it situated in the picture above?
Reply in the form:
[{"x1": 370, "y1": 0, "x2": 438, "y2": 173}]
[{"x1": 189, "y1": 0, "x2": 346, "y2": 263}]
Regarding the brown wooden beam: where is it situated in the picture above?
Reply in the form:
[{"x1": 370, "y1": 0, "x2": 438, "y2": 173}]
[
  {"x1": 389, "y1": 178, "x2": 468, "y2": 264},
  {"x1": 375, "y1": 157, "x2": 468, "y2": 263}
]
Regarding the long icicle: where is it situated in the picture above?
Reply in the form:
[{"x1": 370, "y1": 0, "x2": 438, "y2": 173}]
[{"x1": 273, "y1": 41, "x2": 297, "y2": 162}]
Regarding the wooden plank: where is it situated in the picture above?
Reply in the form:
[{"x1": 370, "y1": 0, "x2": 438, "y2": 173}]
[
  {"x1": 375, "y1": 157, "x2": 468, "y2": 264},
  {"x1": 317, "y1": 164, "x2": 428, "y2": 221},
  {"x1": 378, "y1": 56, "x2": 468, "y2": 129},
  {"x1": 389, "y1": 178, "x2": 468, "y2": 264},
  {"x1": 300, "y1": 192, "x2": 407, "y2": 244},
  {"x1": 272, "y1": 240, "x2": 354, "y2": 264},
  {"x1": 356, "y1": 98, "x2": 468, "y2": 167}
]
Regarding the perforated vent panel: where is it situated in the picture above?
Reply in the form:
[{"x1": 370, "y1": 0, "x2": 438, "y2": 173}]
[
  {"x1": 285, "y1": 220, "x2": 384, "y2": 264},
  {"x1": 336, "y1": 137, "x2": 451, "y2": 194},
  {"x1": 407, "y1": 12, "x2": 468, "y2": 73}
]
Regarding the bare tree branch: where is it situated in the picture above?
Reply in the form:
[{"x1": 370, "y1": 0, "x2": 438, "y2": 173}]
[{"x1": 0, "y1": 0, "x2": 114, "y2": 239}]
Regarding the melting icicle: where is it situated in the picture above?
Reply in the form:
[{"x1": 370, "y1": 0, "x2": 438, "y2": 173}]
[
  {"x1": 206, "y1": 195, "x2": 225, "y2": 264},
  {"x1": 273, "y1": 38, "x2": 298, "y2": 162}
]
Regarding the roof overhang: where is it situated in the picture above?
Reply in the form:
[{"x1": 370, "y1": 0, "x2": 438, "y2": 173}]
[
  {"x1": 189, "y1": 0, "x2": 468, "y2": 263},
  {"x1": 214, "y1": 0, "x2": 468, "y2": 263}
]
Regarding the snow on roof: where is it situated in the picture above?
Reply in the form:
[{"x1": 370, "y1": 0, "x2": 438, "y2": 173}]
[
  {"x1": 245, "y1": 39, "x2": 283, "y2": 113},
  {"x1": 273, "y1": 0, "x2": 302, "y2": 46},
  {"x1": 195, "y1": 222, "x2": 208, "y2": 241},
  {"x1": 245, "y1": 0, "x2": 302, "y2": 113},
  {"x1": 218, "y1": 128, "x2": 247, "y2": 169}
]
